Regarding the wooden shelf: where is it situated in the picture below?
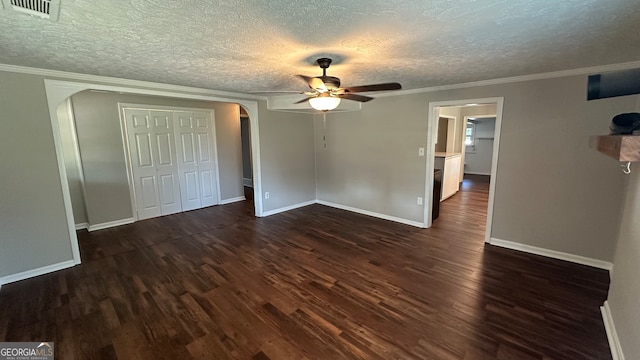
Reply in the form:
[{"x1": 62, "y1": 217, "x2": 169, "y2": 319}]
[{"x1": 589, "y1": 135, "x2": 640, "y2": 161}]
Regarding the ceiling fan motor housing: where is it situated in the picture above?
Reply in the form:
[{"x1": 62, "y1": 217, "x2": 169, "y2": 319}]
[
  {"x1": 321, "y1": 76, "x2": 340, "y2": 90},
  {"x1": 316, "y1": 58, "x2": 333, "y2": 69}
]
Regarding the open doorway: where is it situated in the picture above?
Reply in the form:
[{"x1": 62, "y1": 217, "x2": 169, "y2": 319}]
[
  {"x1": 45, "y1": 80, "x2": 264, "y2": 265},
  {"x1": 424, "y1": 98, "x2": 504, "y2": 243},
  {"x1": 239, "y1": 106, "x2": 254, "y2": 206}
]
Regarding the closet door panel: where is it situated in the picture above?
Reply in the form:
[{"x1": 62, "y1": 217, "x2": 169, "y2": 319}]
[
  {"x1": 174, "y1": 111, "x2": 202, "y2": 211},
  {"x1": 125, "y1": 109, "x2": 161, "y2": 220},
  {"x1": 150, "y1": 111, "x2": 182, "y2": 216},
  {"x1": 193, "y1": 111, "x2": 218, "y2": 207}
]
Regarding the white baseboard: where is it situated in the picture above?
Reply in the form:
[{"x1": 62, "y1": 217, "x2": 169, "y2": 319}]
[
  {"x1": 0, "y1": 260, "x2": 76, "y2": 289},
  {"x1": 601, "y1": 301, "x2": 626, "y2": 360},
  {"x1": 317, "y1": 200, "x2": 425, "y2": 228},
  {"x1": 489, "y1": 238, "x2": 613, "y2": 270},
  {"x1": 242, "y1": 178, "x2": 253, "y2": 187},
  {"x1": 261, "y1": 200, "x2": 317, "y2": 217},
  {"x1": 88, "y1": 217, "x2": 135, "y2": 232},
  {"x1": 219, "y1": 196, "x2": 246, "y2": 205},
  {"x1": 75, "y1": 222, "x2": 88, "y2": 230}
]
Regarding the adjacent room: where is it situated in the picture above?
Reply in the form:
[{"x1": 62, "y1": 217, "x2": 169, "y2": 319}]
[{"x1": 1, "y1": 1, "x2": 639, "y2": 359}]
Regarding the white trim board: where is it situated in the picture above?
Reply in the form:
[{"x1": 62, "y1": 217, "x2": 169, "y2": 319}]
[
  {"x1": 219, "y1": 196, "x2": 246, "y2": 205},
  {"x1": 75, "y1": 223, "x2": 88, "y2": 230},
  {"x1": 424, "y1": 97, "x2": 504, "y2": 247},
  {"x1": 601, "y1": 301, "x2": 626, "y2": 360},
  {"x1": 372, "y1": 60, "x2": 640, "y2": 98},
  {"x1": 43, "y1": 78, "x2": 265, "y2": 286},
  {"x1": 6, "y1": 60, "x2": 640, "y2": 102},
  {"x1": 261, "y1": 200, "x2": 317, "y2": 217},
  {"x1": 317, "y1": 200, "x2": 425, "y2": 228},
  {"x1": 489, "y1": 238, "x2": 613, "y2": 270},
  {"x1": 0, "y1": 63, "x2": 265, "y2": 101},
  {"x1": 88, "y1": 217, "x2": 135, "y2": 232},
  {"x1": 0, "y1": 260, "x2": 75, "y2": 289}
]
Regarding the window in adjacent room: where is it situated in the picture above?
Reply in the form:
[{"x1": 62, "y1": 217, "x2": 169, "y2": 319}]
[{"x1": 465, "y1": 122, "x2": 476, "y2": 146}]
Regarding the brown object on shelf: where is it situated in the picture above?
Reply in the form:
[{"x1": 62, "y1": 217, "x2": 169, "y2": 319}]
[{"x1": 589, "y1": 135, "x2": 640, "y2": 161}]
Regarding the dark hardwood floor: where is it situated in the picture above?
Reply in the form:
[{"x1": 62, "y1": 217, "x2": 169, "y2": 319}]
[{"x1": 0, "y1": 177, "x2": 611, "y2": 359}]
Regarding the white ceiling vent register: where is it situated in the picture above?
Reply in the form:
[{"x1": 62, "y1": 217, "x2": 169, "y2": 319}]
[{"x1": 1, "y1": 0, "x2": 60, "y2": 21}]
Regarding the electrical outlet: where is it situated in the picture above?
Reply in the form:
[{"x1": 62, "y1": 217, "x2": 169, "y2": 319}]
[
  {"x1": 417, "y1": 197, "x2": 423, "y2": 205},
  {"x1": 418, "y1": 147, "x2": 425, "y2": 156},
  {"x1": 265, "y1": 192, "x2": 270, "y2": 199}
]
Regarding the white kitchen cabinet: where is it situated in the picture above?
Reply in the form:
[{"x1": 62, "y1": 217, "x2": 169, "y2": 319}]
[{"x1": 434, "y1": 152, "x2": 462, "y2": 201}]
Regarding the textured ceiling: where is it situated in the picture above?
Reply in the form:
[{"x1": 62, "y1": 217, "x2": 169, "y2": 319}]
[{"x1": 1, "y1": 0, "x2": 639, "y2": 94}]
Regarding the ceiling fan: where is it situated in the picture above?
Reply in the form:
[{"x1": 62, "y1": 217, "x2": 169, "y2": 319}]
[{"x1": 271, "y1": 58, "x2": 402, "y2": 111}]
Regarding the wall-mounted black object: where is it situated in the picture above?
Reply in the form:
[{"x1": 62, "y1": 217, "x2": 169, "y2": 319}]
[
  {"x1": 587, "y1": 68, "x2": 640, "y2": 100},
  {"x1": 610, "y1": 113, "x2": 640, "y2": 134}
]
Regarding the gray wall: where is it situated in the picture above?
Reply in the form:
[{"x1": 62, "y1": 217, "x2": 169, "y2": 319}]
[
  {"x1": 459, "y1": 104, "x2": 498, "y2": 178},
  {"x1": 435, "y1": 117, "x2": 449, "y2": 153},
  {"x1": 70, "y1": 91, "x2": 244, "y2": 226},
  {"x1": 438, "y1": 106, "x2": 462, "y2": 153},
  {"x1": 0, "y1": 71, "x2": 74, "y2": 277},
  {"x1": 240, "y1": 116, "x2": 253, "y2": 182},
  {"x1": 607, "y1": 162, "x2": 640, "y2": 359},
  {"x1": 315, "y1": 94, "x2": 429, "y2": 223},
  {"x1": 258, "y1": 103, "x2": 317, "y2": 212},
  {"x1": 607, "y1": 97, "x2": 640, "y2": 359},
  {"x1": 1, "y1": 65, "x2": 636, "y2": 292},
  {"x1": 316, "y1": 75, "x2": 636, "y2": 261},
  {"x1": 0, "y1": 69, "x2": 315, "y2": 280},
  {"x1": 464, "y1": 117, "x2": 495, "y2": 175}
]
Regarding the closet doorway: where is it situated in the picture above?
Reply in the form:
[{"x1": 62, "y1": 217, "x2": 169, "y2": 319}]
[
  {"x1": 240, "y1": 107, "x2": 254, "y2": 202},
  {"x1": 121, "y1": 105, "x2": 221, "y2": 221}
]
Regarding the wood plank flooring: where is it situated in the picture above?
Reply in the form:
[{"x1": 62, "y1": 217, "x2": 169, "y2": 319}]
[{"x1": 0, "y1": 175, "x2": 612, "y2": 359}]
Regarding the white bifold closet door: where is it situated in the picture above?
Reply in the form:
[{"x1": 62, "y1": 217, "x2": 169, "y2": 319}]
[
  {"x1": 125, "y1": 109, "x2": 183, "y2": 220},
  {"x1": 173, "y1": 111, "x2": 219, "y2": 211},
  {"x1": 124, "y1": 107, "x2": 219, "y2": 221}
]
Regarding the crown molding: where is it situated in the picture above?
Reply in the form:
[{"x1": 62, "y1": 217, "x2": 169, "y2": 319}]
[
  {"x1": 372, "y1": 60, "x2": 640, "y2": 98},
  {"x1": 3, "y1": 60, "x2": 640, "y2": 102},
  {"x1": 0, "y1": 63, "x2": 266, "y2": 101}
]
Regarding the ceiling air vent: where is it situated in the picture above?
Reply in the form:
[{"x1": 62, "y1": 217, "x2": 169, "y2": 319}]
[{"x1": 2, "y1": 0, "x2": 61, "y2": 21}]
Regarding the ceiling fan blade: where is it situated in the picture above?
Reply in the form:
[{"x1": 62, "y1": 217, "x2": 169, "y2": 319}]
[
  {"x1": 342, "y1": 82, "x2": 402, "y2": 93},
  {"x1": 296, "y1": 75, "x2": 327, "y2": 93},
  {"x1": 337, "y1": 93, "x2": 374, "y2": 102},
  {"x1": 294, "y1": 96, "x2": 316, "y2": 104}
]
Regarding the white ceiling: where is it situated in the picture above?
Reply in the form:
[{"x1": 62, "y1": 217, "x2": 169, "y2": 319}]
[{"x1": 1, "y1": 0, "x2": 639, "y2": 94}]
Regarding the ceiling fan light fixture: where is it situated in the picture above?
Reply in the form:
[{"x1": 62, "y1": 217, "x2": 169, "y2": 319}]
[{"x1": 309, "y1": 96, "x2": 341, "y2": 111}]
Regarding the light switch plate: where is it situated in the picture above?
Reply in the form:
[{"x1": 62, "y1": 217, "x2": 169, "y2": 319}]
[{"x1": 418, "y1": 147, "x2": 425, "y2": 156}]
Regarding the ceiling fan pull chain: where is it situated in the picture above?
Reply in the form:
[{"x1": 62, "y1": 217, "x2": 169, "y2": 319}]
[{"x1": 323, "y1": 112, "x2": 327, "y2": 149}]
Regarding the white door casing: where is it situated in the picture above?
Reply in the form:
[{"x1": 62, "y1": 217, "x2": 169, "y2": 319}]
[
  {"x1": 424, "y1": 97, "x2": 504, "y2": 244},
  {"x1": 41, "y1": 77, "x2": 263, "y2": 277}
]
